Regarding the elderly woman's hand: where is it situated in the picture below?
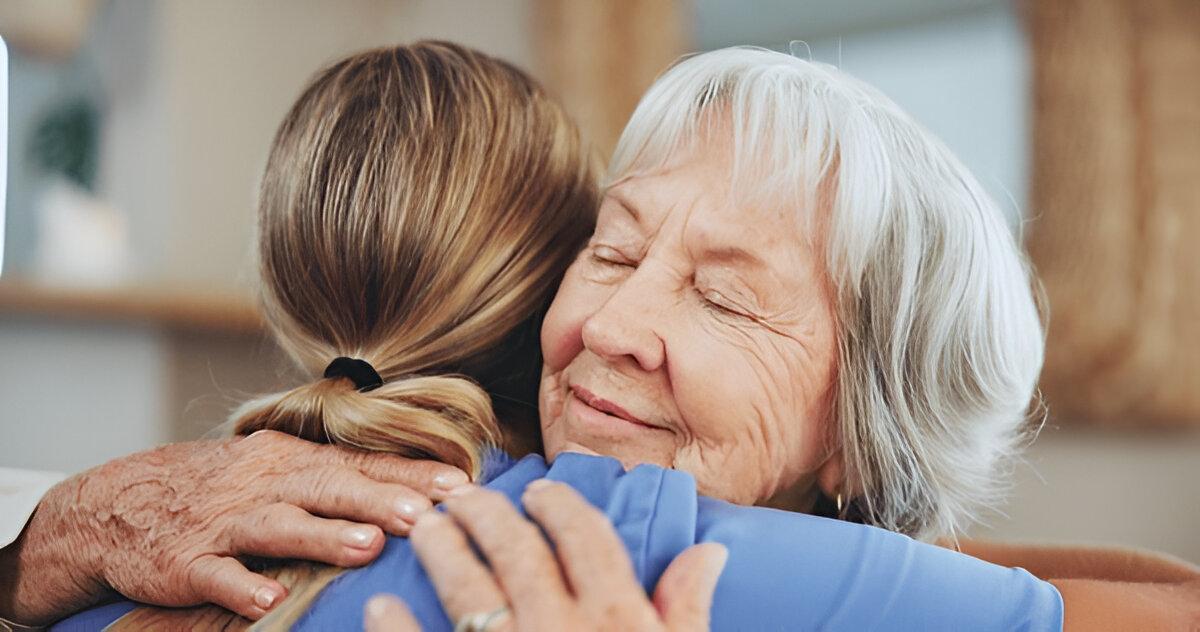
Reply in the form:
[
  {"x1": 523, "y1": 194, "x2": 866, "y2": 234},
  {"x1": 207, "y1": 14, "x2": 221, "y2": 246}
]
[
  {"x1": 374, "y1": 480, "x2": 727, "y2": 632},
  {"x1": 0, "y1": 430, "x2": 469, "y2": 626}
]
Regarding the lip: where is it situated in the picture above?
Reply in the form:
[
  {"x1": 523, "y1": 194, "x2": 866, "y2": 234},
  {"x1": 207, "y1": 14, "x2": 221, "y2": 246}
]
[{"x1": 569, "y1": 385, "x2": 657, "y2": 429}]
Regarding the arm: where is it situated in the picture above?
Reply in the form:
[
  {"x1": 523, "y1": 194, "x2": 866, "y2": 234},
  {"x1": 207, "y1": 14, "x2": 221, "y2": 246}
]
[
  {"x1": 1053, "y1": 577, "x2": 1200, "y2": 631},
  {"x1": 0, "y1": 431, "x2": 469, "y2": 626},
  {"x1": 0, "y1": 469, "x2": 67, "y2": 632},
  {"x1": 953, "y1": 538, "x2": 1199, "y2": 583},
  {"x1": 0, "y1": 468, "x2": 65, "y2": 550},
  {"x1": 952, "y1": 539, "x2": 1200, "y2": 630}
]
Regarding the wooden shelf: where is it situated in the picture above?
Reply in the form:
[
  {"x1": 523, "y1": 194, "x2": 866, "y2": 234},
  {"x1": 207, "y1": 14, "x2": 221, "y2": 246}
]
[{"x1": 0, "y1": 280, "x2": 264, "y2": 334}]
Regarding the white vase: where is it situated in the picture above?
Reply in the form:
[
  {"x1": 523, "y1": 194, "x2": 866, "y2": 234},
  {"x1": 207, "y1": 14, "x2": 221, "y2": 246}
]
[{"x1": 33, "y1": 177, "x2": 130, "y2": 287}]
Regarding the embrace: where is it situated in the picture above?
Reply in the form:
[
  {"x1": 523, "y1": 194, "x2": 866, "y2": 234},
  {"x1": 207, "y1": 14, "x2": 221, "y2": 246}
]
[{"x1": 2, "y1": 41, "x2": 1198, "y2": 631}]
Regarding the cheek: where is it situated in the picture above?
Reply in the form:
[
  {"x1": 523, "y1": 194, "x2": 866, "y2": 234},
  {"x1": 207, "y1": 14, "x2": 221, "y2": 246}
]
[
  {"x1": 538, "y1": 366, "x2": 568, "y2": 439},
  {"x1": 540, "y1": 262, "x2": 613, "y2": 372},
  {"x1": 668, "y1": 320, "x2": 836, "y2": 501},
  {"x1": 744, "y1": 323, "x2": 838, "y2": 468}
]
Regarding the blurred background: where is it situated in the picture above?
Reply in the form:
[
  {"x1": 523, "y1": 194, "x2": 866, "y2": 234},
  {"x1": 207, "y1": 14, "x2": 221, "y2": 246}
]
[{"x1": 0, "y1": 0, "x2": 1196, "y2": 562}]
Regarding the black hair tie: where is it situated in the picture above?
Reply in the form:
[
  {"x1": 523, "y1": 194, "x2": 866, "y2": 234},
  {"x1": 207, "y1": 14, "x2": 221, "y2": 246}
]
[{"x1": 323, "y1": 357, "x2": 384, "y2": 392}]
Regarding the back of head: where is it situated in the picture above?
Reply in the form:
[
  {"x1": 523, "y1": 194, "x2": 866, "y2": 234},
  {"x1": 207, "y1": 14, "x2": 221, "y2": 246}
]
[
  {"x1": 111, "y1": 40, "x2": 598, "y2": 632},
  {"x1": 233, "y1": 41, "x2": 597, "y2": 478}
]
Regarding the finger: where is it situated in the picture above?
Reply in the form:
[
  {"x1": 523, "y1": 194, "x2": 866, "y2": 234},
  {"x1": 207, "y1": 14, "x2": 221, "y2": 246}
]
[
  {"x1": 287, "y1": 465, "x2": 432, "y2": 535},
  {"x1": 328, "y1": 444, "x2": 471, "y2": 501},
  {"x1": 409, "y1": 510, "x2": 509, "y2": 623},
  {"x1": 243, "y1": 430, "x2": 469, "y2": 500},
  {"x1": 228, "y1": 502, "x2": 385, "y2": 568},
  {"x1": 520, "y1": 480, "x2": 642, "y2": 601},
  {"x1": 441, "y1": 488, "x2": 571, "y2": 619},
  {"x1": 652, "y1": 543, "x2": 728, "y2": 632},
  {"x1": 364, "y1": 594, "x2": 422, "y2": 632},
  {"x1": 185, "y1": 554, "x2": 287, "y2": 621}
]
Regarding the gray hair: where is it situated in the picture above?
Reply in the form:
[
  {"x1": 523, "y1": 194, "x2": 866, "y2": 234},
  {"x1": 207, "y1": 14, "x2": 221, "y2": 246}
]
[{"x1": 609, "y1": 47, "x2": 1045, "y2": 540}]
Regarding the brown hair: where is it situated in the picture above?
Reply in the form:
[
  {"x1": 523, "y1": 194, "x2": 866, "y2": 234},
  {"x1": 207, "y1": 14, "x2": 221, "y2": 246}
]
[
  {"x1": 235, "y1": 40, "x2": 596, "y2": 473},
  {"x1": 111, "y1": 41, "x2": 596, "y2": 630}
]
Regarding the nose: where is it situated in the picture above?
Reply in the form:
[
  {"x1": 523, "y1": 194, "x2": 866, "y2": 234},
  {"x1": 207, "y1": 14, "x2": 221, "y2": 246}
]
[{"x1": 580, "y1": 269, "x2": 666, "y2": 373}]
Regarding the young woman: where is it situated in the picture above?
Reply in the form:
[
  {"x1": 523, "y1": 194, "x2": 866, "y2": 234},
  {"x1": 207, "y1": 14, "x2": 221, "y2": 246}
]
[{"x1": 64, "y1": 40, "x2": 598, "y2": 630}]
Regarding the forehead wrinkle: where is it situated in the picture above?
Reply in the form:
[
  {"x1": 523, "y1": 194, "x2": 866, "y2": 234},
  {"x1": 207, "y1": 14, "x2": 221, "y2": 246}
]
[
  {"x1": 602, "y1": 187, "x2": 642, "y2": 224},
  {"x1": 606, "y1": 177, "x2": 689, "y2": 243},
  {"x1": 697, "y1": 244, "x2": 768, "y2": 273}
]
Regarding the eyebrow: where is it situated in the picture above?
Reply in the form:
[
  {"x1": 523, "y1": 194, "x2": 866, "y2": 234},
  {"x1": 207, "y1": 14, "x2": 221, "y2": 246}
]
[
  {"x1": 605, "y1": 189, "x2": 768, "y2": 272},
  {"x1": 699, "y1": 245, "x2": 768, "y2": 271}
]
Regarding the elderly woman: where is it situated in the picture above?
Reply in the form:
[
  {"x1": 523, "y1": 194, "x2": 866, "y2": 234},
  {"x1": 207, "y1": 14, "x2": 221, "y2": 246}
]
[
  {"x1": 335, "y1": 47, "x2": 1197, "y2": 630},
  {"x1": 4, "y1": 45, "x2": 1197, "y2": 631},
  {"x1": 533, "y1": 47, "x2": 1034, "y2": 532}
]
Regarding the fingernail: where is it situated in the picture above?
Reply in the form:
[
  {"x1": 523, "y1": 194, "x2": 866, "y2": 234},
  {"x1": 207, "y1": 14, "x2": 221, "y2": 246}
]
[
  {"x1": 395, "y1": 498, "x2": 420, "y2": 523},
  {"x1": 706, "y1": 544, "x2": 730, "y2": 580},
  {"x1": 365, "y1": 594, "x2": 389, "y2": 619},
  {"x1": 434, "y1": 470, "x2": 470, "y2": 491},
  {"x1": 341, "y1": 525, "x2": 378, "y2": 549},
  {"x1": 365, "y1": 594, "x2": 403, "y2": 631},
  {"x1": 254, "y1": 585, "x2": 281, "y2": 610},
  {"x1": 525, "y1": 479, "x2": 554, "y2": 493}
]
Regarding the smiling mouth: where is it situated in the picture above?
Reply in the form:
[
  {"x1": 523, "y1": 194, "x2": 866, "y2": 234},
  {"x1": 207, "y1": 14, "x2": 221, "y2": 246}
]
[{"x1": 569, "y1": 385, "x2": 657, "y2": 429}]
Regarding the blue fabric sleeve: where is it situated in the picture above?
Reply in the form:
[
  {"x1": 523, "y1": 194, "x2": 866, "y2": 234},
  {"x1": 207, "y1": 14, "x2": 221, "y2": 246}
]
[
  {"x1": 48, "y1": 601, "x2": 136, "y2": 632},
  {"x1": 297, "y1": 453, "x2": 1060, "y2": 631},
  {"x1": 695, "y1": 497, "x2": 1062, "y2": 630},
  {"x1": 51, "y1": 451, "x2": 1062, "y2": 631}
]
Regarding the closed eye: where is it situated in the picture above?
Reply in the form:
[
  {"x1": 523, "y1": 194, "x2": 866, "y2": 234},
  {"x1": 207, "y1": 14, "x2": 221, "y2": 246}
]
[
  {"x1": 590, "y1": 245, "x2": 636, "y2": 268},
  {"x1": 698, "y1": 288, "x2": 752, "y2": 319}
]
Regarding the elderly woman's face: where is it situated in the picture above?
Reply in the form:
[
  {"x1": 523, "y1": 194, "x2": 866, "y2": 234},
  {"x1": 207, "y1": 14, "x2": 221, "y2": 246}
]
[{"x1": 539, "y1": 145, "x2": 840, "y2": 505}]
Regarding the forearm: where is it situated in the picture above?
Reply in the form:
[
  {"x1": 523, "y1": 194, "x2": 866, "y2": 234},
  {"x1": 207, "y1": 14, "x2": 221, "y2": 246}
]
[
  {"x1": 1053, "y1": 577, "x2": 1200, "y2": 631},
  {"x1": 947, "y1": 539, "x2": 1200, "y2": 628},
  {"x1": 952, "y1": 538, "x2": 1200, "y2": 584},
  {"x1": 0, "y1": 474, "x2": 110, "y2": 626}
]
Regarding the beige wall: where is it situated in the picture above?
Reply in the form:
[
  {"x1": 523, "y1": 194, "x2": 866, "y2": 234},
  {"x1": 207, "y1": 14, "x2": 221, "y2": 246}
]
[
  {"x1": 974, "y1": 427, "x2": 1200, "y2": 564},
  {"x1": 0, "y1": 316, "x2": 169, "y2": 472}
]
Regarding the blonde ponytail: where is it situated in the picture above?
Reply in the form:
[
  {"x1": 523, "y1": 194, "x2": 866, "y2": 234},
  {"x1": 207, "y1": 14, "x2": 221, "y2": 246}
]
[{"x1": 232, "y1": 373, "x2": 498, "y2": 478}]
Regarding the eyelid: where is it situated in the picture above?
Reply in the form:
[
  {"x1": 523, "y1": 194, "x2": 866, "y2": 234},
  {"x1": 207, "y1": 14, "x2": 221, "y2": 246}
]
[
  {"x1": 592, "y1": 244, "x2": 636, "y2": 265},
  {"x1": 700, "y1": 288, "x2": 751, "y2": 318}
]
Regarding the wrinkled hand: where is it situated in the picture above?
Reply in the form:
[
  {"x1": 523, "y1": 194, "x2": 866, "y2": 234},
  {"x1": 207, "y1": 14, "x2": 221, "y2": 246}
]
[
  {"x1": 0, "y1": 430, "x2": 469, "y2": 625},
  {"x1": 364, "y1": 480, "x2": 728, "y2": 632}
]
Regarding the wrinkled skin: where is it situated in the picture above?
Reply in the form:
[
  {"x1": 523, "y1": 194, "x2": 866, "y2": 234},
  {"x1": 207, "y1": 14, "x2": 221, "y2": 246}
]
[
  {"x1": 539, "y1": 142, "x2": 844, "y2": 507},
  {"x1": 0, "y1": 430, "x2": 468, "y2": 625}
]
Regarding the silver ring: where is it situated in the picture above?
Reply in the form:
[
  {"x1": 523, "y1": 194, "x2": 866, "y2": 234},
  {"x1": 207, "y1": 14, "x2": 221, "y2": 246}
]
[{"x1": 454, "y1": 606, "x2": 510, "y2": 632}]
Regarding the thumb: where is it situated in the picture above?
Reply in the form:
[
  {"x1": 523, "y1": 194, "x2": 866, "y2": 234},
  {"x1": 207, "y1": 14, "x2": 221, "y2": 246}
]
[
  {"x1": 364, "y1": 593, "x2": 422, "y2": 632},
  {"x1": 652, "y1": 542, "x2": 729, "y2": 631}
]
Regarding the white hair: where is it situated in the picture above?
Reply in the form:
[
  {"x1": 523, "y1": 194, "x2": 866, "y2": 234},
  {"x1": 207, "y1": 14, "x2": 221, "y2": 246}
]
[{"x1": 610, "y1": 47, "x2": 1045, "y2": 541}]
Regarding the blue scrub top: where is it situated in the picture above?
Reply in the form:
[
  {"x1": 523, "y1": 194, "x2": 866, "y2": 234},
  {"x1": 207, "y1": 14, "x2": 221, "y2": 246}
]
[{"x1": 55, "y1": 451, "x2": 1062, "y2": 631}]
